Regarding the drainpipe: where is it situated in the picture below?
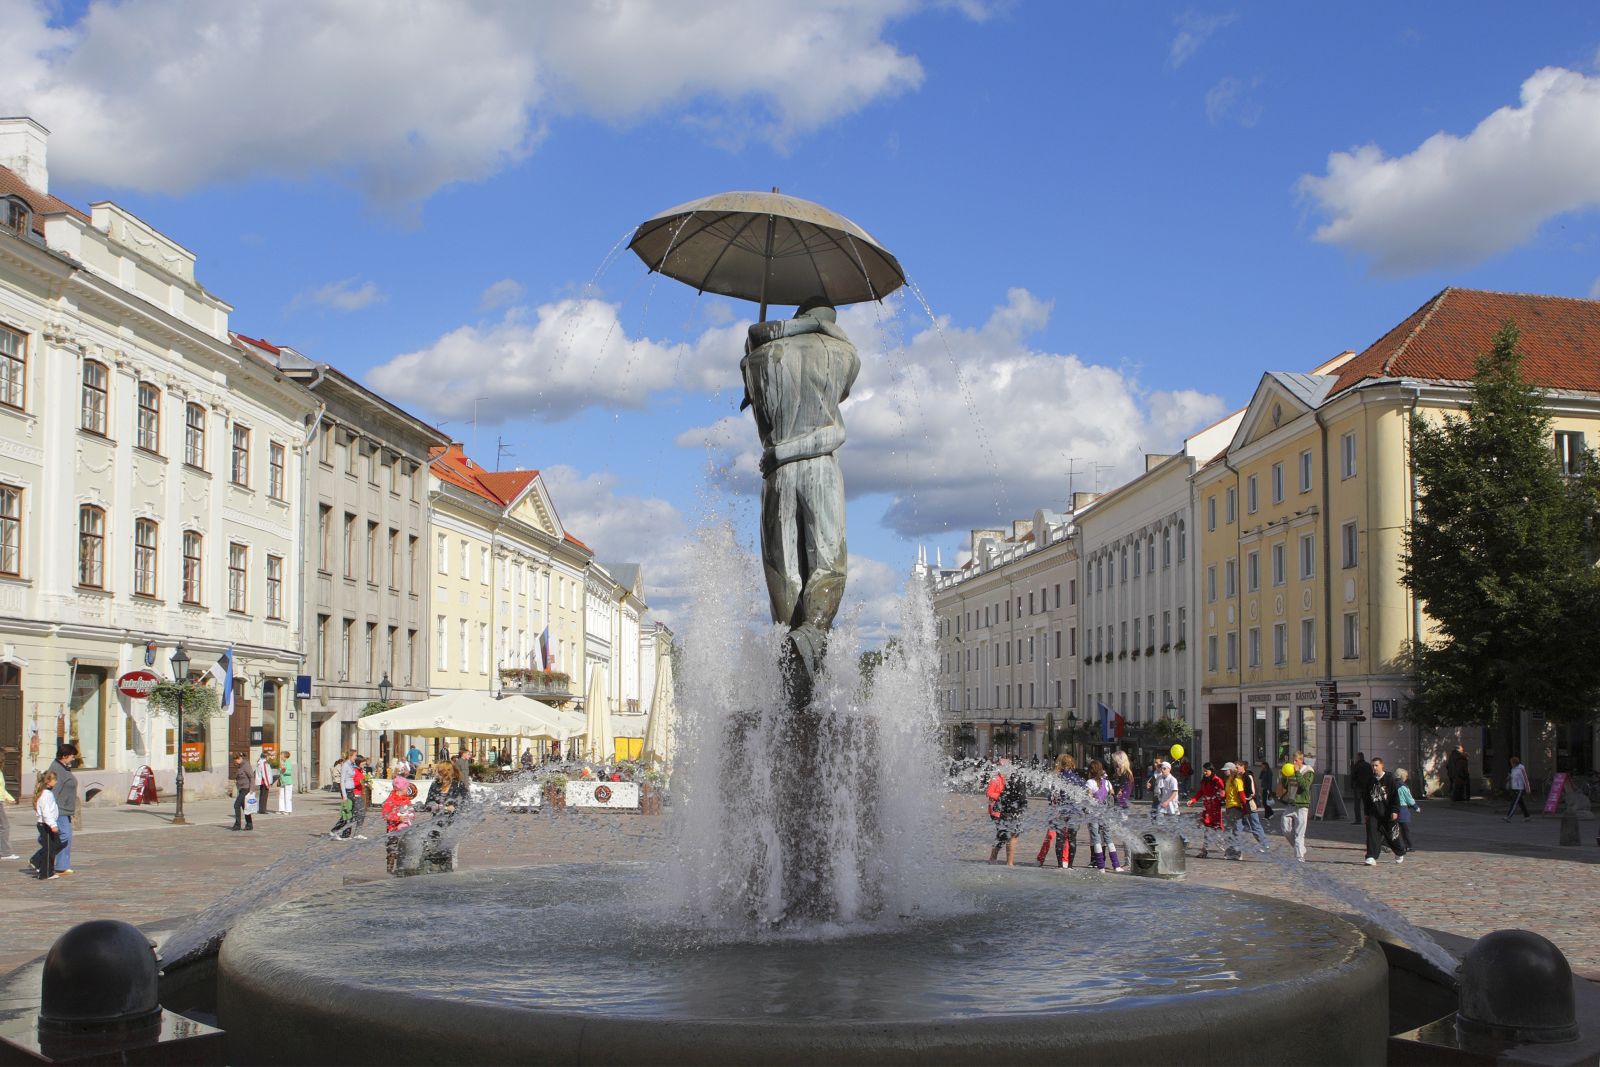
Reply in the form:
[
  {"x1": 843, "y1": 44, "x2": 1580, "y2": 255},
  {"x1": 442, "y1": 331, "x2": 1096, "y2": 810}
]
[
  {"x1": 1404, "y1": 384, "x2": 1425, "y2": 786},
  {"x1": 294, "y1": 399, "x2": 326, "y2": 791},
  {"x1": 1220, "y1": 454, "x2": 1244, "y2": 764},
  {"x1": 1313, "y1": 405, "x2": 1345, "y2": 817}
]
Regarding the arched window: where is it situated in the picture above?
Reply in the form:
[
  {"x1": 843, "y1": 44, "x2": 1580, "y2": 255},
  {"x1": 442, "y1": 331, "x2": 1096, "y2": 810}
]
[
  {"x1": 1177, "y1": 520, "x2": 1187, "y2": 561},
  {"x1": 182, "y1": 531, "x2": 203, "y2": 604},
  {"x1": 78, "y1": 505, "x2": 105, "y2": 588},
  {"x1": 81, "y1": 360, "x2": 108, "y2": 435},
  {"x1": 1147, "y1": 535, "x2": 1156, "y2": 572},
  {"x1": 184, "y1": 403, "x2": 207, "y2": 468},
  {"x1": 1162, "y1": 526, "x2": 1171, "y2": 568}
]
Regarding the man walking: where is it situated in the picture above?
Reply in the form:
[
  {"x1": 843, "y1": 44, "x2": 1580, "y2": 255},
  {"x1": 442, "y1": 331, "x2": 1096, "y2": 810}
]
[
  {"x1": 1350, "y1": 752, "x2": 1372, "y2": 825},
  {"x1": 1447, "y1": 745, "x2": 1471, "y2": 803},
  {"x1": 1504, "y1": 756, "x2": 1532, "y2": 822},
  {"x1": 1277, "y1": 752, "x2": 1314, "y2": 862},
  {"x1": 29, "y1": 745, "x2": 77, "y2": 875},
  {"x1": 1362, "y1": 756, "x2": 1404, "y2": 865},
  {"x1": 230, "y1": 754, "x2": 254, "y2": 831},
  {"x1": 1154, "y1": 761, "x2": 1179, "y2": 825}
]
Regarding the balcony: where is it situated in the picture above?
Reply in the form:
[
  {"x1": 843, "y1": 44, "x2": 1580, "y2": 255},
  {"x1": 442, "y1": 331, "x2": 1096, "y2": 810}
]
[{"x1": 499, "y1": 668, "x2": 574, "y2": 703}]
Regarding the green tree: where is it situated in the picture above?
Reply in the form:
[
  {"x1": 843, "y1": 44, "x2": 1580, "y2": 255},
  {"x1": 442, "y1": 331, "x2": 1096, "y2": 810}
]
[{"x1": 1402, "y1": 322, "x2": 1600, "y2": 778}]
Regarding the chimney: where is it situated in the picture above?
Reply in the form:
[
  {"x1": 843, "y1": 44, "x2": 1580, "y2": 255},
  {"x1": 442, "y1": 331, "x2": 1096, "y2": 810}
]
[
  {"x1": 1011, "y1": 519, "x2": 1034, "y2": 541},
  {"x1": 0, "y1": 118, "x2": 49, "y2": 195}
]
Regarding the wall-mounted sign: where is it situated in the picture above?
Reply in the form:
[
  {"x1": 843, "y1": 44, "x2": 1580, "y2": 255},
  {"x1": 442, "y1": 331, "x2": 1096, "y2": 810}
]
[
  {"x1": 116, "y1": 670, "x2": 161, "y2": 699},
  {"x1": 1371, "y1": 699, "x2": 1394, "y2": 720}
]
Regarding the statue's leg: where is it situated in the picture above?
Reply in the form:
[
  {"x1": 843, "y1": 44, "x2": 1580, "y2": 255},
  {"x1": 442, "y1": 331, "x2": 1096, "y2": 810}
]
[
  {"x1": 760, "y1": 469, "x2": 803, "y2": 629},
  {"x1": 796, "y1": 455, "x2": 847, "y2": 633}
]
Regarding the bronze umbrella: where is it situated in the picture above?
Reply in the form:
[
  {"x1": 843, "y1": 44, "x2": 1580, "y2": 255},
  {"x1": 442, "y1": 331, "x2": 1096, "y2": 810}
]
[{"x1": 629, "y1": 188, "x2": 905, "y2": 322}]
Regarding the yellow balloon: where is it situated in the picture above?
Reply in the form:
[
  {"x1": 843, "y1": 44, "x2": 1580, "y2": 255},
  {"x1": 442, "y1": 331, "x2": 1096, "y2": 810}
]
[
  {"x1": 1169, "y1": 744, "x2": 1184, "y2": 760},
  {"x1": 1281, "y1": 763, "x2": 1296, "y2": 778}
]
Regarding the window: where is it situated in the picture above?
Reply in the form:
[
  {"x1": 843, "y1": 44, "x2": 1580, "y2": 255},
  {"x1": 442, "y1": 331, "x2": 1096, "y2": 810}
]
[
  {"x1": 228, "y1": 543, "x2": 248, "y2": 612},
  {"x1": 1028, "y1": 591, "x2": 1034, "y2": 614},
  {"x1": 346, "y1": 437, "x2": 360, "y2": 476},
  {"x1": 1246, "y1": 551, "x2": 1259, "y2": 592},
  {"x1": 136, "y1": 383, "x2": 160, "y2": 452},
  {"x1": 1177, "y1": 607, "x2": 1186, "y2": 641},
  {"x1": 1342, "y1": 612, "x2": 1359, "y2": 658},
  {"x1": 184, "y1": 404, "x2": 206, "y2": 467},
  {"x1": 1162, "y1": 611, "x2": 1171, "y2": 645},
  {"x1": 1246, "y1": 475, "x2": 1258, "y2": 514},
  {"x1": 1273, "y1": 622, "x2": 1287, "y2": 666},
  {"x1": 480, "y1": 547, "x2": 489, "y2": 585},
  {"x1": 1224, "y1": 559, "x2": 1237, "y2": 597},
  {"x1": 0, "y1": 483, "x2": 19, "y2": 575},
  {"x1": 1162, "y1": 527, "x2": 1171, "y2": 568},
  {"x1": 77, "y1": 505, "x2": 105, "y2": 587},
  {"x1": 266, "y1": 555, "x2": 284, "y2": 619},
  {"x1": 406, "y1": 629, "x2": 417, "y2": 684},
  {"x1": 0, "y1": 324, "x2": 24, "y2": 409},
  {"x1": 317, "y1": 615, "x2": 330, "y2": 675},
  {"x1": 181, "y1": 531, "x2": 203, "y2": 604},
  {"x1": 2, "y1": 197, "x2": 26, "y2": 234},
  {"x1": 1147, "y1": 536, "x2": 1155, "y2": 572},
  {"x1": 1206, "y1": 565, "x2": 1216, "y2": 603},
  {"x1": 1555, "y1": 431, "x2": 1586, "y2": 475},
  {"x1": 460, "y1": 621, "x2": 469, "y2": 672},
  {"x1": 1299, "y1": 449, "x2": 1313, "y2": 493},
  {"x1": 268, "y1": 442, "x2": 286, "y2": 500},
  {"x1": 344, "y1": 514, "x2": 357, "y2": 578},
  {"x1": 134, "y1": 518, "x2": 157, "y2": 596},
  {"x1": 1225, "y1": 632, "x2": 1238, "y2": 671},
  {"x1": 1133, "y1": 618, "x2": 1141, "y2": 648},
  {"x1": 1271, "y1": 542, "x2": 1285, "y2": 586},
  {"x1": 389, "y1": 529, "x2": 400, "y2": 589},
  {"x1": 1300, "y1": 618, "x2": 1315, "y2": 662},
  {"x1": 341, "y1": 619, "x2": 353, "y2": 678},
  {"x1": 479, "y1": 622, "x2": 490, "y2": 673},
  {"x1": 1207, "y1": 635, "x2": 1218, "y2": 672},
  {"x1": 367, "y1": 449, "x2": 378, "y2": 485},
  {"x1": 1177, "y1": 520, "x2": 1186, "y2": 561},
  {"x1": 80, "y1": 360, "x2": 109, "y2": 435},
  {"x1": 1247, "y1": 627, "x2": 1260, "y2": 668},
  {"x1": 387, "y1": 627, "x2": 397, "y2": 679},
  {"x1": 317, "y1": 506, "x2": 332, "y2": 571},
  {"x1": 436, "y1": 616, "x2": 448, "y2": 670},
  {"x1": 436, "y1": 534, "x2": 448, "y2": 575},
  {"x1": 365, "y1": 622, "x2": 377, "y2": 681},
  {"x1": 1299, "y1": 533, "x2": 1315, "y2": 579},
  {"x1": 1341, "y1": 521, "x2": 1358, "y2": 569},
  {"x1": 408, "y1": 536, "x2": 419, "y2": 591},
  {"x1": 1271, "y1": 461, "x2": 1284, "y2": 504},
  {"x1": 1207, "y1": 495, "x2": 1216, "y2": 531},
  {"x1": 366, "y1": 521, "x2": 378, "y2": 583},
  {"x1": 1120, "y1": 548, "x2": 1127, "y2": 583},
  {"x1": 1225, "y1": 487, "x2": 1236, "y2": 523},
  {"x1": 459, "y1": 539, "x2": 468, "y2": 577},
  {"x1": 1340, "y1": 431, "x2": 1356, "y2": 479},
  {"x1": 318, "y1": 428, "x2": 333, "y2": 466},
  {"x1": 231, "y1": 425, "x2": 251, "y2": 486},
  {"x1": 1132, "y1": 543, "x2": 1141, "y2": 577}
]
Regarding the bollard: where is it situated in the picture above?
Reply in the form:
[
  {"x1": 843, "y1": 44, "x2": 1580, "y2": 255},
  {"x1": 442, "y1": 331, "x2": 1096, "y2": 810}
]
[
  {"x1": 1560, "y1": 810, "x2": 1580, "y2": 847},
  {"x1": 1457, "y1": 929, "x2": 1578, "y2": 1044}
]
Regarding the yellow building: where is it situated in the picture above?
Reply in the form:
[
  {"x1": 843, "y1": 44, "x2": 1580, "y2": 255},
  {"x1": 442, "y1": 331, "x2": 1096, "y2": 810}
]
[{"x1": 1198, "y1": 289, "x2": 1600, "y2": 794}]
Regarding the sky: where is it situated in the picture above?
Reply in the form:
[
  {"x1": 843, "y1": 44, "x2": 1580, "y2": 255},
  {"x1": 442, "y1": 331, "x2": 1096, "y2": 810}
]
[{"x1": 8, "y1": 1, "x2": 1600, "y2": 640}]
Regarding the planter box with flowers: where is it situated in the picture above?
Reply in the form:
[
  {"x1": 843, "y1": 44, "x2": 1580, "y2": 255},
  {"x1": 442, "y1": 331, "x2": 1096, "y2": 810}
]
[{"x1": 500, "y1": 668, "x2": 575, "y2": 702}]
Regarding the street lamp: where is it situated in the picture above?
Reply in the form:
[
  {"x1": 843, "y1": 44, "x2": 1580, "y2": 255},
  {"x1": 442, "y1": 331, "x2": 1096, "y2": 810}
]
[
  {"x1": 1164, "y1": 698, "x2": 1177, "y2": 718},
  {"x1": 378, "y1": 674, "x2": 391, "y2": 704},
  {"x1": 169, "y1": 643, "x2": 190, "y2": 826}
]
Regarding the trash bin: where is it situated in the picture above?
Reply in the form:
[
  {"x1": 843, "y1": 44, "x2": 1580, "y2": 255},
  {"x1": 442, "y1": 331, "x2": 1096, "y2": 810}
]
[{"x1": 1130, "y1": 830, "x2": 1187, "y2": 880}]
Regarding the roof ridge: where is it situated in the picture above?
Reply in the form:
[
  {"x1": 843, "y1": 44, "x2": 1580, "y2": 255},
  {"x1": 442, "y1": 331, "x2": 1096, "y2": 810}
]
[{"x1": 1381, "y1": 288, "x2": 1450, "y2": 378}]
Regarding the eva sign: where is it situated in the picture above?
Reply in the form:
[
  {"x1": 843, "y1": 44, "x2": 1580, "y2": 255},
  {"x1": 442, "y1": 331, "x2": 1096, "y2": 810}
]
[
  {"x1": 566, "y1": 781, "x2": 640, "y2": 810},
  {"x1": 117, "y1": 669, "x2": 161, "y2": 699}
]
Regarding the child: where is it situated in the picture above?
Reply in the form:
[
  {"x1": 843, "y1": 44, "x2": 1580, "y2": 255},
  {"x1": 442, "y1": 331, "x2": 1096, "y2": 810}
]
[
  {"x1": 34, "y1": 771, "x2": 60, "y2": 880},
  {"x1": 1187, "y1": 762, "x2": 1225, "y2": 859},
  {"x1": 1394, "y1": 768, "x2": 1419, "y2": 851},
  {"x1": 383, "y1": 776, "x2": 417, "y2": 873}
]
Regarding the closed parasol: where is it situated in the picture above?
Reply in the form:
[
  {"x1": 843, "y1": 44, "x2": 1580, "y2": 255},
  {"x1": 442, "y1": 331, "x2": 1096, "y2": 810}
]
[{"x1": 629, "y1": 189, "x2": 905, "y2": 322}]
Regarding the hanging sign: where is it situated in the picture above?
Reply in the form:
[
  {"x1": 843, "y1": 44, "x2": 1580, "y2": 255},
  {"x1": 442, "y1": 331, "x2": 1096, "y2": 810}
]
[{"x1": 117, "y1": 670, "x2": 161, "y2": 699}]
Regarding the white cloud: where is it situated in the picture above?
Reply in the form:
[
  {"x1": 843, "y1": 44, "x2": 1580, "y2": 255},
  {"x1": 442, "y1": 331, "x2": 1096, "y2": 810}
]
[
  {"x1": 291, "y1": 276, "x2": 384, "y2": 313},
  {"x1": 678, "y1": 288, "x2": 1229, "y2": 537},
  {"x1": 479, "y1": 279, "x2": 524, "y2": 311},
  {"x1": 1205, "y1": 75, "x2": 1262, "y2": 127},
  {"x1": 1299, "y1": 66, "x2": 1600, "y2": 274},
  {"x1": 1, "y1": 0, "x2": 942, "y2": 205},
  {"x1": 1590, "y1": 276, "x2": 1600, "y2": 300},
  {"x1": 1169, "y1": 11, "x2": 1237, "y2": 69}
]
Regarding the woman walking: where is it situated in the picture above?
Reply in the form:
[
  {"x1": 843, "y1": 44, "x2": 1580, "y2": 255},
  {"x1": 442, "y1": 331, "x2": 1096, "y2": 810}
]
[
  {"x1": 1394, "y1": 768, "x2": 1419, "y2": 851},
  {"x1": 1086, "y1": 760, "x2": 1122, "y2": 872},
  {"x1": 276, "y1": 751, "x2": 294, "y2": 813},
  {"x1": 34, "y1": 770, "x2": 60, "y2": 880}
]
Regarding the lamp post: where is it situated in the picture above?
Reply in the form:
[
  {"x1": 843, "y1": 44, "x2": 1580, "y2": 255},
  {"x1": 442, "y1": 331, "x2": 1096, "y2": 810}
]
[
  {"x1": 169, "y1": 643, "x2": 190, "y2": 826},
  {"x1": 377, "y1": 674, "x2": 392, "y2": 767},
  {"x1": 1165, "y1": 698, "x2": 1177, "y2": 718},
  {"x1": 378, "y1": 674, "x2": 391, "y2": 704}
]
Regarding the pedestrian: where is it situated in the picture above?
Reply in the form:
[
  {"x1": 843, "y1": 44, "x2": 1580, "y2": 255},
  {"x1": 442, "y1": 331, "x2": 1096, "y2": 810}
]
[
  {"x1": 230, "y1": 754, "x2": 255, "y2": 831},
  {"x1": 1085, "y1": 759, "x2": 1122, "y2": 872},
  {"x1": 407, "y1": 743, "x2": 423, "y2": 769},
  {"x1": 1394, "y1": 768, "x2": 1419, "y2": 851},
  {"x1": 1447, "y1": 745, "x2": 1471, "y2": 802},
  {"x1": 1236, "y1": 759, "x2": 1269, "y2": 854},
  {"x1": 1277, "y1": 752, "x2": 1314, "y2": 862},
  {"x1": 1145, "y1": 759, "x2": 1162, "y2": 819},
  {"x1": 1503, "y1": 756, "x2": 1532, "y2": 822},
  {"x1": 1362, "y1": 756, "x2": 1405, "y2": 866},
  {"x1": 1255, "y1": 760, "x2": 1276, "y2": 821},
  {"x1": 383, "y1": 775, "x2": 417, "y2": 873},
  {"x1": 1220, "y1": 762, "x2": 1247, "y2": 860},
  {"x1": 520, "y1": 748, "x2": 534, "y2": 771},
  {"x1": 33, "y1": 770, "x2": 60, "y2": 881},
  {"x1": 1154, "y1": 761, "x2": 1180, "y2": 827},
  {"x1": 328, "y1": 757, "x2": 352, "y2": 837},
  {"x1": 1175, "y1": 756, "x2": 1192, "y2": 800},
  {"x1": 277, "y1": 751, "x2": 294, "y2": 813},
  {"x1": 452, "y1": 749, "x2": 472, "y2": 786},
  {"x1": 412, "y1": 760, "x2": 468, "y2": 874},
  {"x1": 988, "y1": 762, "x2": 1028, "y2": 867},
  {"x1": 341, "y1": 756, "x2": 370, "y2": 840},
  {"x1": 1037, "y1": 753, "x2": 1081, "y2": 868},
  {"x1": 0, "y1": 764, "x2": 17, "y2": 861},
  {"x1": 28, "y1": 745, "x2": 77, "y2": 876},
  {"x1": 255, "y1": 750, "x2": 273, "y2": 815},
  {"x1": 1350, "y1": 752, "x2": 1372, "y2": 825},
  {"x1": 1187, "y1": 762, "x2": 1225, "y2": 858}
]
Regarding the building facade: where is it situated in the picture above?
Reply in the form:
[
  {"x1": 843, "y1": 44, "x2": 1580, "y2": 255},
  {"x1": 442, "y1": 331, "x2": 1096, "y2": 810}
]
[{"x1": 0, "y1": 118, "x2": 313, "y2": 798}]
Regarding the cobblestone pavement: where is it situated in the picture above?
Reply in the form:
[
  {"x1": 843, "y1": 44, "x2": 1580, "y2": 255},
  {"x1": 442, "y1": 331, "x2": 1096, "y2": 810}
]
[{"x1": 2, "y1": 788, "x2": 1596, "y2": 982}]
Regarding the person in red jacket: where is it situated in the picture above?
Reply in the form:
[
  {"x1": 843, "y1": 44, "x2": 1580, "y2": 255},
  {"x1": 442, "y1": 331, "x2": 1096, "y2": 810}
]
[{"x1": 1186, "y1": 762, "x2": 1225, "y2": 859}]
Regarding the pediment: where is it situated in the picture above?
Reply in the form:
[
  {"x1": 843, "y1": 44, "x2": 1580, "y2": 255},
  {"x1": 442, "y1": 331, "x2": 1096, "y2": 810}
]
[
  {"x1": 506, "y1": 475, "x2": 564, "y2": 540},
  {"x1": 1229, "y1": 372, "x2": 1335, "y2": 452}
]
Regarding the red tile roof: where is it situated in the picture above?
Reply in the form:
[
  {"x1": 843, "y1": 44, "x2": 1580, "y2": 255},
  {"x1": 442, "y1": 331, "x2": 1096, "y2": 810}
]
[
  {"x1": 233, "y1": 333, "x2": 281, "y2": 354},
  {"x1": 0, "y1": 164, "x2": 90, "y2": 238},
  {"x1": 428, "y1": 445, "x2": 591, "y2": 549},
  {"x1": 1331, "y1": 288, "x2": 1600, "y2": 396},
  {"x1": 564, "y1": 532, "x2": 592, "y2": 554},
  {"x1": 480, "y1": 469, "x2": 538, "y2": 503}
]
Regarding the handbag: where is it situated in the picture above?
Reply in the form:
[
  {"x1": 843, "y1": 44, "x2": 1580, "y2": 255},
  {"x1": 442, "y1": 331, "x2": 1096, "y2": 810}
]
[{"x1": 244, "y1": 793, "x2": 260, "y2": 815}]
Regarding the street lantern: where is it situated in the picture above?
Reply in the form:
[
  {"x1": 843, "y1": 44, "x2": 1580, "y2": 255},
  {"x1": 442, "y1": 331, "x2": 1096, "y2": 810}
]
[
  {"x1": 378, "y1": 674, "x2": 391, "y2": 704},
  {"x1": 169, "y1": 643, "x2": 190, "y2": 826},
  {"x1": 1164, "y1": 698, "x2": 1177, "y2": 718}
]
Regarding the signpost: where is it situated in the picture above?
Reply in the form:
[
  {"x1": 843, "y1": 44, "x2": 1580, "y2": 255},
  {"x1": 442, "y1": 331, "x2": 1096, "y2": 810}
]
[{"x1": 116, "y1": 669, "x2": 161, "y2": 700}]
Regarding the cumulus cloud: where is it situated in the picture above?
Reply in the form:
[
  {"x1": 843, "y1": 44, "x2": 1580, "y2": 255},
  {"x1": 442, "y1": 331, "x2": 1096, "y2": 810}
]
[
  {"x1": 1299, "y1": 66, "x2": 1600, "y2": 273},
  {"x1": 290, "y1": 276, "x2": 384, "y2": 313},
  {"x1": 366, "y1": 297, "x2": 745, "y2": 422},
  {"x1": 1205, "y1": 75, "x2": 1263, "y2": 127},
  {"x1": 679, "y1": 288, "x2": 1229, "y2": 537},
  {"x1": 1169, "y1": 10, "x2": 1237, "y2": 69},
  {"x1": 1, "y1": 0, "x2": 940, "y2": 205},
  {"x1": 479, "y1": 279, "x2": 524, "y2": 311}
]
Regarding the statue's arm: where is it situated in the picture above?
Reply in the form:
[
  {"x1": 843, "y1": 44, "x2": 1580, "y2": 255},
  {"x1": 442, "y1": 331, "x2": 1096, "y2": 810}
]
[{"x1": 763, "y1": 425, "x2": 845, "y2": 475}]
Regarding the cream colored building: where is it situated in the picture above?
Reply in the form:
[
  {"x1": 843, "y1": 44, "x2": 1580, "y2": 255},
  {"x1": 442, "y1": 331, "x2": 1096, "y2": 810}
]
[
  {"x1": 1198, "y1": 289, "x2": 1600, "y2": 793},
  {"x1": 0, "y1": 118, "x2": 314, "y2": 798}
]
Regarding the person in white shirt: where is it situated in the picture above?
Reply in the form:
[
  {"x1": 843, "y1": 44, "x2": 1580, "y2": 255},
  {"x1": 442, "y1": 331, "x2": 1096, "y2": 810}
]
[
  {"x1": 255, "y1": 753, "x2": 273, "y2": 815},
  {"x1": 33, "y1": 770, "x2": 60, "y2": 880},
  {"x1": 1155, "y1": 762, "x2": 1180, "y2": 820},
  {"x1": 1504, "y1": 756, "x2": 1532, "y2": 822}
]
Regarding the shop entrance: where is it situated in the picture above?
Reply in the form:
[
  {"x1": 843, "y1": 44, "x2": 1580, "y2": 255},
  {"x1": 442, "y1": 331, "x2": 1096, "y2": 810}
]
[
  {"x1": 0, "y1": 663, "x2": 20, "y2": 800},
  {"x1": 1208, "y1": 703, "x2": 1238, "y2": 765}
]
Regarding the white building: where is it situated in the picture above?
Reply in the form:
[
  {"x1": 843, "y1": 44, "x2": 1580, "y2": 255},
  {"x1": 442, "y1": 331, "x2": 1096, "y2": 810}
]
[{"x1": 0, "y1": 118, "x2": 314, "y2": 798}]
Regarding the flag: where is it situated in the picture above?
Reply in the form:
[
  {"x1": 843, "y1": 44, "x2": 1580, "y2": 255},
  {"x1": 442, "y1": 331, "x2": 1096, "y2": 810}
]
[
  {"x1": 1098, "y1": 702, "x2": 1114, "y2": 743},
  {"x1": 539, "y1": 627, "x2": 551, "y2": 672},
  {"x1": 208, "y1": 649, "x2": 234, "y2": 715}
]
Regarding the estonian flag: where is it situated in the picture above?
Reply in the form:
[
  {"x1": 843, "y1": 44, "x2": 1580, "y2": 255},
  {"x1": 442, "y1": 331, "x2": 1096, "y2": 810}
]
[{"x1": 207, "y1": 648, "x2": 234, "y2": 715}]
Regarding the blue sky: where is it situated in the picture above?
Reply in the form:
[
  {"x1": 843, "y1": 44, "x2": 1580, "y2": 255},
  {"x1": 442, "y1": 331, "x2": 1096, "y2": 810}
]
[{"x1": 10, "y1": 1, "x2": 1600, "y2": 635}]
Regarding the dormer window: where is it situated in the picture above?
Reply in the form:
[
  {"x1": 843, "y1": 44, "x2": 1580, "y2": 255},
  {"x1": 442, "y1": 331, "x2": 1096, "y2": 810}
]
[{"x1": 1, "y1": 197, "x2": 30, "y2": 236}]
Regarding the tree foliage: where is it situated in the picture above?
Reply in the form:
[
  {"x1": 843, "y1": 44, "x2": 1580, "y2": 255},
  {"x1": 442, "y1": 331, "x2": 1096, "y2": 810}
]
[
  {"x1": 1401, "y1": 322, "x2": 1600, "y2": 733},
  {"x1": 145, "y1": 679, "x2": 220, "y2": 720}
]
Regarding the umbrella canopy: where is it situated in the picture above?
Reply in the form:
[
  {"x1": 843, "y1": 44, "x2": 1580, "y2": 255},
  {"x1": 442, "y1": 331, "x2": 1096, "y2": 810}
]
[
  {"x1": 583, "y1": 665, "x2": 614, "y2": 763},
  {"x1": 643, "y1": 652, "x2": 675, "y2": 767},
  {"x1": 629, "y1": 190, "x2": 905, "y2": 321},
  {"x1": 356, "y1": 691, "x2": 563, "y2": 739}
]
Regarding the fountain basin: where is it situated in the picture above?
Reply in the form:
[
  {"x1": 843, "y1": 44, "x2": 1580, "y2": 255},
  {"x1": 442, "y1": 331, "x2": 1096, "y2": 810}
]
[{"x1": 217, "y1": 863, "x2": 1388, "y2": 1065}]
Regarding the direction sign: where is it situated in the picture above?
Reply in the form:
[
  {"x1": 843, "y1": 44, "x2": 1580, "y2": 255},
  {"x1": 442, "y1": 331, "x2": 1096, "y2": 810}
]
[{"x1": 117, "y1": 669, "x2": 161, "y2": 699}]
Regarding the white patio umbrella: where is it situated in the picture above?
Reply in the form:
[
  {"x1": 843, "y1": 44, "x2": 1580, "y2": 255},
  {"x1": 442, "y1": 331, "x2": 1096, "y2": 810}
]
[
  {"x1": 583, "y1": 665, "x2": 613, "y2": 763},
  {"x1": 643, "y1": 653, "x2": 675, "y2": 767},
  {"x1": 357, "y1": 690, "x2": 564, "y2": 739}
]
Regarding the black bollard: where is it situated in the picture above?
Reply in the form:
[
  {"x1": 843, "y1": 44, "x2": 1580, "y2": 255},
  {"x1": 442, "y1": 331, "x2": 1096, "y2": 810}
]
[
  {"x1": 38, "y1": 920, "x2": 161, "y2": 1039},
  {"x1": 1457, "y1": 929, "x2": 1579, "y2": 1044}
]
